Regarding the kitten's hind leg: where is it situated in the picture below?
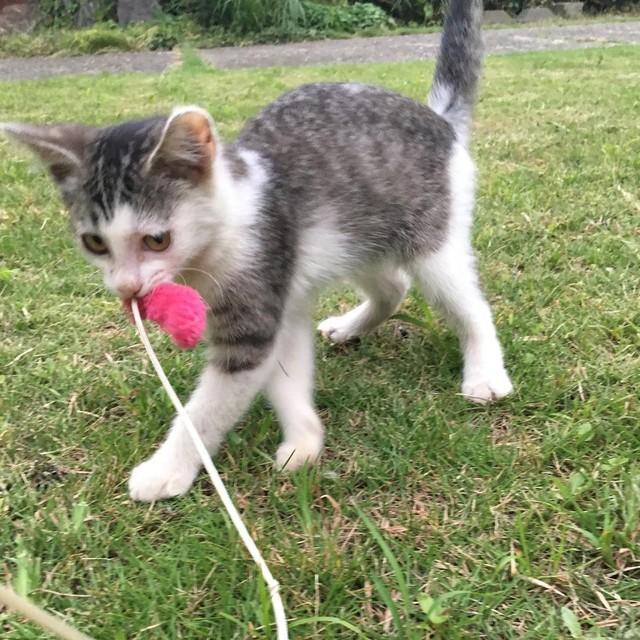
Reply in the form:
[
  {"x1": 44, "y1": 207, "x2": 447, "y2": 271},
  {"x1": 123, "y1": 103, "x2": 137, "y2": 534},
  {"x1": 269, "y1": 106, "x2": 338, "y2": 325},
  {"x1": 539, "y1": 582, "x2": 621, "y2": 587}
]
[
  {"x1": 410, "y1": 247, "x2": 512, "y2": 404},
  {"x1": 408, "y1": 142, "x2": 512, "y2": 404},
  {"x1": 318, "y1": 267, "x2": 409, "y2": 344},
  {"x1": 266, "y1": 314, "x2": 324, "y2": 471}
]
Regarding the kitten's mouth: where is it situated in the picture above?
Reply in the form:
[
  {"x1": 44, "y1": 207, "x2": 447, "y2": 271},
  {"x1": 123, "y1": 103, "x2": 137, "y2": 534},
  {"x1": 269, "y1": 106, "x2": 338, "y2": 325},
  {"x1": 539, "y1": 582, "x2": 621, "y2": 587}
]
[
  {"x1": 120, "y1": 296, "x2": 135, "y2": 316},
  {"x1": 120, "y1": 289, "x2": 149, "y2": 314},
  {"x1": 142, "y1": 273, "x2": 173, "y2": 297},
  {"x1": 120, "y1": 292, "x2": 149, "y2": 323}
]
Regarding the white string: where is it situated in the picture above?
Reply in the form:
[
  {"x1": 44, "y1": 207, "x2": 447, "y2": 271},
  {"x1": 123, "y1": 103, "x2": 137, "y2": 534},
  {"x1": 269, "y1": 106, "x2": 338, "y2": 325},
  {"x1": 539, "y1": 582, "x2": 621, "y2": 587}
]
[{"x1": 131, "y1": 299, "x2": 289, "y2": 640}]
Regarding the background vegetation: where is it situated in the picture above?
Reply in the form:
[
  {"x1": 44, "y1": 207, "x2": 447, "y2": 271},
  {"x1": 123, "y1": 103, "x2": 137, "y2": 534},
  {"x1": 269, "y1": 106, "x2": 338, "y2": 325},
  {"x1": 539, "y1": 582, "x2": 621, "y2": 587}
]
[
  {"x1": 32, "y1": 0, "x2": 640, "y2": 44},
  {"x1": 37, "y1": 0, "x2": 640, "y2": 30},
  {"x1": 1, "y1": 44, "x2": 639, "y2": 638},
  {"x1": 0, "y1": 0, "x2": 636, "y2": 58}
]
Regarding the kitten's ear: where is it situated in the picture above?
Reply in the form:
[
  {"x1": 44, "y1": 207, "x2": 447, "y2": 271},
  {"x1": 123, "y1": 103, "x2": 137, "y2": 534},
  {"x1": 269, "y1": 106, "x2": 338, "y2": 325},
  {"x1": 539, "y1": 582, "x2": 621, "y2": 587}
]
[
  {"x1": 146, "y1": 107, "x2": 217, "y2": 184},
  {"x1": 1, "y1": 123, "x2": 93, "y2": 194}
]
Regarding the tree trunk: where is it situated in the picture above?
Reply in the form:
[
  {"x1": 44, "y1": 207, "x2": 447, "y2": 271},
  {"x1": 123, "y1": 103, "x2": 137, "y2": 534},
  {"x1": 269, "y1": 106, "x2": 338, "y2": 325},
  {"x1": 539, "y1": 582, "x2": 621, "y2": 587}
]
[
  {"x1": 117, "y1": 0, "x2": 160, "y2": 25},
  {"x1": 77, "y1": 1, "x2": 100, "y2": 27},
  {"x1": 0, "y1": 0, "x2": 37, "y2": 34}
]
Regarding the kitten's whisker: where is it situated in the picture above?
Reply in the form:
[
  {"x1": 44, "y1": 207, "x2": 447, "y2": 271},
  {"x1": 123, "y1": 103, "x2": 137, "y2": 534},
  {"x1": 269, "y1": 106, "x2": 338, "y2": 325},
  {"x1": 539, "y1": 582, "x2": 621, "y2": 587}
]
[
  {"x1": 178, "y1": 267, "x2": 226, "y2": 301},
  {"x1": 173, "y1": 269, "x2": 224, "y2": 317}
]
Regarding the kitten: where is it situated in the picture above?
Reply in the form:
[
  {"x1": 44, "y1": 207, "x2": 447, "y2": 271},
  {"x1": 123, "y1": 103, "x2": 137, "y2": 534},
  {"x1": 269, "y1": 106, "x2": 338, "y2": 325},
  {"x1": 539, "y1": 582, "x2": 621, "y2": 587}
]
[{"x1": 3, "y1": 0, "x2": 512, "y2": 502}]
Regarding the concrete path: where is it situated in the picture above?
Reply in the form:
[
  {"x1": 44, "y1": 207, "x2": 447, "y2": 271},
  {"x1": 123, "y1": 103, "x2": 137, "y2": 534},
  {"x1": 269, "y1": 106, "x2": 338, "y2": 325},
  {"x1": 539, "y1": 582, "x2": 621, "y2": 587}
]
[
  {"x1": 199, "y1": 21, "x2": 640, "y2": 69},
  {"x1": 0, "y1": 50, "x2": 177, "y2": 81},
  {"x1": 0, "y1": 21, "x2": 638, "y2": 82}
]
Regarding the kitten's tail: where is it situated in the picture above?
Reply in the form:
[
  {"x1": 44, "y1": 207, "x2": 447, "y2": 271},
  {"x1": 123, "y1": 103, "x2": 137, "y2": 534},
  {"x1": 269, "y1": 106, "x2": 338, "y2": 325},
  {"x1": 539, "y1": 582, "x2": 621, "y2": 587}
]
[{"x1": 428, "y1": 0, "x2": 483, "y2": 147}]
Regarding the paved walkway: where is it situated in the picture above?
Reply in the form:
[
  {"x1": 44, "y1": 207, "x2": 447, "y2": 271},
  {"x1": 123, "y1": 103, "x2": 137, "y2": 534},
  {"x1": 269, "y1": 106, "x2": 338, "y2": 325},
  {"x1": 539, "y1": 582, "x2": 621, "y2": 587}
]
[
  {"x1": 0, "y1": 50, "x2": 176, "y2": 82},
  {"x1": 0, "y1": 21, "x2": 638, "y2": 81},
  {"x1": 199, "y1": 21, "x2": 640, "y2": 68}
]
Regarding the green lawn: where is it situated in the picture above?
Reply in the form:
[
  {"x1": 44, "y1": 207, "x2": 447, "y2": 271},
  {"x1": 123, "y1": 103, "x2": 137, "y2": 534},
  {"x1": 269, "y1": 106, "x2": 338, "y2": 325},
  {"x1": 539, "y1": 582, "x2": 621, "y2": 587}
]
[{"x1": 1, "y1": 46, "x2": 639, "y2": 639}]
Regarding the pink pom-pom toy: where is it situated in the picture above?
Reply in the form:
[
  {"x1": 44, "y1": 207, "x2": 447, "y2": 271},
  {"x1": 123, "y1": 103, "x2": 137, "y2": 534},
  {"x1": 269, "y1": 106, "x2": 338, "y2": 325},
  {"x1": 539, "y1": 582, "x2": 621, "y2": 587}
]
[{"x1": 128, "y1": 282, "x2": 207, "y2": 349}]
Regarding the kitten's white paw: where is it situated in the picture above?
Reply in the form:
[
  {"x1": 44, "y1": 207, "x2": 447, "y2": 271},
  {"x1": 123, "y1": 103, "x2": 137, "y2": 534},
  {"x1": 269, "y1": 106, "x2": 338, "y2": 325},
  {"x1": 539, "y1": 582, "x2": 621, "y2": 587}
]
[
  {"x1": 317, "y1": 314, "x2": 360, "y2": 344},
  {"x1": 275, "y1": 436, "x2": 323, "y2": 471},
  {"x1": 462, "y1": 369, "x2": 513, "y2": 404},
  {"x1": 128, "y1": 456, "x2": 198, "y2": 502}
]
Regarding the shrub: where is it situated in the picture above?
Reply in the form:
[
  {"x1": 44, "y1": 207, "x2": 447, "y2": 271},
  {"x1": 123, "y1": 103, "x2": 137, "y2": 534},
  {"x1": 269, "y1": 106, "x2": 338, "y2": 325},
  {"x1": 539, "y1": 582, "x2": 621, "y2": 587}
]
[
  {"x1": 37, "y1": 0, "x2": 640, "y2": 36},
  {"x1": 19, "y1": 0, "x2": 640, "y2": 56},
  {"x1": 160, "y1": 0, "x2": 392, "y2": 37},
  {"x1": 38, "y1": 0, "x2": 116, "y2": 27},
  {"x1": 481, "y1": 0, "x2": 638, "y2": 13},
  {"x1": 368, "y1": 0, "x2": 442, "y2": 24},
  {"x1": 38, "y1": 0, "x2": 82, "y2": 27},
  {"x1": 372, "y1": 0, "x2": 638, "y2": 22},
  {"x1": 161, "y1": 0, "x2": 306, "y2": 33},
  {"x1": 71, "y1": 28, "x2": 134, "y2": 53},
  {"x1": 304, "y1": 2, "x2": 394, "y2": 33},
  {"x1": 136, "y1": 14, "x2": 203, "y2": 49},
  {"x1": 484, "y1": 0, "x2": 553, "y2": 11},
  {"x1": 583, "y1": 0, "x2": 639, "y2": 11}
]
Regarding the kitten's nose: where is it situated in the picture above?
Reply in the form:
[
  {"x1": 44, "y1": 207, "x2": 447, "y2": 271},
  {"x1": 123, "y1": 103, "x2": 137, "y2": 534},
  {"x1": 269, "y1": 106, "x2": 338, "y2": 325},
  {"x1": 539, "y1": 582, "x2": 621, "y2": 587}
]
[{"x1": 116, "y1": 280, "x2": 142, "y2": 300}]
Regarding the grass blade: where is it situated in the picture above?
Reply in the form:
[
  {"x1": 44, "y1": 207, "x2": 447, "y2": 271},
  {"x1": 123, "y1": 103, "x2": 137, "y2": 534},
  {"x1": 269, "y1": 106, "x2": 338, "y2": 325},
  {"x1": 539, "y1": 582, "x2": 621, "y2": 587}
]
[
  {"x1": 353, "y1": 502, "x2": 410, "y2": 612},
  {"x1": 290, "y1": 616, "x2": 367, "y2": 637}
]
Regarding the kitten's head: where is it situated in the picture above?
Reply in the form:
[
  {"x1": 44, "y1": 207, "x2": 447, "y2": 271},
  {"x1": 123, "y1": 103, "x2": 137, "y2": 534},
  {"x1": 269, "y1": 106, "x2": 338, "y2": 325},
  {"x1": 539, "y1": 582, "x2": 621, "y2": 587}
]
[{"x1": 3, "y1": 107, "x2": 219, "y2": 299}]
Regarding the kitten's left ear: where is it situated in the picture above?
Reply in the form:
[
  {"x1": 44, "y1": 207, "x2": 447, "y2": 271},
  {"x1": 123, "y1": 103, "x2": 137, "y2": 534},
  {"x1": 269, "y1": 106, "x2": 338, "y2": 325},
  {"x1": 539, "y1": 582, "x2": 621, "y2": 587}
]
[
  {"x1": 146, "y1": 106, "x2": 217, "y2": 185},
  {"x1": 1, "y1": 123, "x2": 94, "y2": 196}
]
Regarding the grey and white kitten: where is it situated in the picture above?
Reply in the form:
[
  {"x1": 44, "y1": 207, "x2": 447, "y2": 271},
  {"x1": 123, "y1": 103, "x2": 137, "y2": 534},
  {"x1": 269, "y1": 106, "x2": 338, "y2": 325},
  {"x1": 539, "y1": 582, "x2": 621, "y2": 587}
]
[{"x1": 3, "y1": 0, "x2": 512, "y2": 502}]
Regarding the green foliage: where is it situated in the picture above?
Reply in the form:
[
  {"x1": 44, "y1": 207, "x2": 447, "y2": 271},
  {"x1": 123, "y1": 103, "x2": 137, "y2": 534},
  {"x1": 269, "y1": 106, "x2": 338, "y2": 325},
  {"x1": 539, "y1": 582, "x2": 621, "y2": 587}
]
[
  {"x1": 487, "y1": 0, "x2": 640, "y2": 13},
  {"x1": 38, "y1": 0, "x2": 115, "y2": 27},
  {"x1": 160, "y1": 0, "x2": 392, "y2": 36},
  {"x1": 12, "y1": 0, "x2": 640, "y2": 58},
  {"x1": 0, "y1": 25, "x2": 130, "y2": 57},
  {"x1": 70, "y1": 26, "x2": 133, "y2": 53},
  {"x1": 161, "y1": 0, "x2": 307, "y2": 32},
  {"x1": 0, "y1": 17, "x2": 204, "y2": 57},
  {"x1": 584, "y1": 0, "x2": 640, "y2": 12},
  {"x1": 138, "y1": 14, "x2": 203, "y2": 50},
  {"x1": 485, "y1": 0, "x2": 544, "y2": 12},
  {"x1": 37, "y1": 0, "x2": 82, "y2": 27},
  {"x1": 32, "y1": 0, "x2": 640, "y2": 36},
  {"x1": 304, "y1": 2, "x2": 394, "y2": 33},
  {"x1": 379, "y1": 0, "x2": 639, "y2": 21},
  {"x1": 369, "y1": 0, "x2": 442, "y2": 24}
]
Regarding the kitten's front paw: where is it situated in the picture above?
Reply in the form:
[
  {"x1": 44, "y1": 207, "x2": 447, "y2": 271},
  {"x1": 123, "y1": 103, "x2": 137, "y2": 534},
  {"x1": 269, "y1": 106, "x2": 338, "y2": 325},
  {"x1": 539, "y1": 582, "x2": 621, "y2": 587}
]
[
  {"x1": 128, "y1": 456, "x2": 199, "y2": 502},
  {"x1": 462, "y1": 369, "x2": 513, "y2": 404},
  {"x1": 275, "y1": 436, "x2": 323, "y2": 471},
  {"x1": 317, "y1": 315, "x2": 359, "y2": 344}
]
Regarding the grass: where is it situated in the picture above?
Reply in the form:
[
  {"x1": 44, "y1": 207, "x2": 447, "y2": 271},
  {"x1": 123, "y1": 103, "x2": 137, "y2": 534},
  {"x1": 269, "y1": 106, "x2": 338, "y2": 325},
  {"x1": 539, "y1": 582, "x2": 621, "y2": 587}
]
[
  {"x1": 1, "y1": 45, "x2": 639, "y2": 639},
  {"x1": 1, "y1": 11, "x2": 639, "y2": 59}
]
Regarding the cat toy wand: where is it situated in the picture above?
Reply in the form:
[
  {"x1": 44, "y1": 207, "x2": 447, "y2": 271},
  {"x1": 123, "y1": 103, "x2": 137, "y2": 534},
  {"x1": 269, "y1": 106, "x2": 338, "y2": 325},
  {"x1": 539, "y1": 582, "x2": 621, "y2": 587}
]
[
  {"x1": 129, "y1": 290, "x2": 289, "y2": 640},
  {"x1": 1, "y1": 284, "x2": 288, "y2": 640}
]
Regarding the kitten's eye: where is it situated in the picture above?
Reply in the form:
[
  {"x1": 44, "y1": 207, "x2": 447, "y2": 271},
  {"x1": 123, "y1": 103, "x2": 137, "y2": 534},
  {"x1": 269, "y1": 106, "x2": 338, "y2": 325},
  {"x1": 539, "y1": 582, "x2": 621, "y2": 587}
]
[
  {"x1": 81, "y1": 233, "x2": 108, "y2": 255},
  {"x1": 143, "y1": 232, "x2": 171, "y2": 252}
]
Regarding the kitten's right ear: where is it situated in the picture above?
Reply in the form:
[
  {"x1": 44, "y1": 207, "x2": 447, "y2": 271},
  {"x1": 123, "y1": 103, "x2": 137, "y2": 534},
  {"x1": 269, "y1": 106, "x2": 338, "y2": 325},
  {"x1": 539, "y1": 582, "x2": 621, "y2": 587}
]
[
  {"x1": 1, "y1": 123, "x2": 94, "y2": 195},
  {"x1": 145, "y1": 107, "x2": 217, "y2": 185}
]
